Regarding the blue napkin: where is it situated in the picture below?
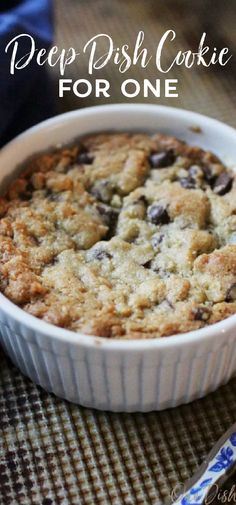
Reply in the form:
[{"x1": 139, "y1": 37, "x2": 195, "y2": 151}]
[{"x1": 0, "y1": 0, "x2": 54, "y2": 146}]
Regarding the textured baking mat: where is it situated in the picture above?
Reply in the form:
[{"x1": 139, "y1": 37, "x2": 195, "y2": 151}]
[
  {"x1": 1, "y1": 348, "x2": 236, "y2": 505},
  {"x1": 1, "y1": 0, "x2": 236, "y2": 503}
]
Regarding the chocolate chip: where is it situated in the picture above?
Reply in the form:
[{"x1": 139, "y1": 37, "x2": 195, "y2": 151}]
[
  {"x1": 147, "y1": 205, "x2": 170, "y2": 225},
  {"x1": 142, "y1": 260, "x2": 152, "y2": 269},
  {"x1": 193, "y1": 307, "x2": 211, "y2": 321},
  {"x1": 47, "y1": 255, "x2": 58, "y2": 266},
  {"x1": 189, "y1": 165, "x2": 203, "y2": 178},
  {"x1": 31, "y1": 235, "x2": 40, "y2": 246},
  {"x1": 96, "y1": 204, "x2": 118, "y2": 226},
  {"x1": 213, "y1": 172, "x2": 233, "y2": 195},
  {"x1": 76, "y1": 150, "x2": 94, "y2": 165},
  {"x1": 178, "y1": 176, "x2": 196, "y2": 189},
  {"x1": 149, "y1": 149, "x2": 175, "y2": 168},
  {"x1": 226, "y1": 283, "x2": 236, "y2": 302},
  {"x1": 19, "y1": 192, "x2": 32, "y2": 201},
  {"x1": 91, "y1": 181, "x2": 114, "y2": 203},
  {"x1": 47, "y1": 190, "x2": 61, "y2": 202},
  {"x1": 93, "y1": 250, "x2": 112, "y2": 260},
  {"x1": 202, "y1": 166, "x2": 216, "y2": 185},
  {"x1": 26, "y1": 181, "x2": 34, "y2": 192},
  {"x1": 124, "y1": 237, "x2": 136, "y2": 244},
  {"x1": 134, "y1": 195, "x2": 148, "y2": 205},
  {"x1": 166, "y1": 298, "x2": 174, "y2": 309},
  {"x1": 152, "y1": 234, "x2": 164, "y2": 248},
  {"x1": 18, "y1": 181, "x2": 34, "y2": 200}
]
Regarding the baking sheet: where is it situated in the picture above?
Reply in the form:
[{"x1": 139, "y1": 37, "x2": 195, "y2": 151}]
[{"x1": 1, "y1": 0, "x2": 236, "y2": 503}]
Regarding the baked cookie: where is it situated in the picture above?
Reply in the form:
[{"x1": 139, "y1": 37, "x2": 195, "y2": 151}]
[{"x1": 0, "y1": 132, "x2": 236, "y2": 338}]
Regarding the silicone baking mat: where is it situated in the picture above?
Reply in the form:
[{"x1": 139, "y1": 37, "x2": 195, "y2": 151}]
[{"x1": 1, "y1": 1, "x2": 236, "y2": 503}]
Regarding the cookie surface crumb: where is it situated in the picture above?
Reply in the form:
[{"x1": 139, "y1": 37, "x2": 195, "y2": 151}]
[
  {"x1": 0, "y1": 132, "x2": 236, "y2": 339},
  {"x1": 189, "y1": 125, "x2": 202, "y2": 134}
]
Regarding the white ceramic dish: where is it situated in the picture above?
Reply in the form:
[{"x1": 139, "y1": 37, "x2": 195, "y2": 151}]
[{"x1": 1, "y1": 103, "x2": 236, "y2": 413}]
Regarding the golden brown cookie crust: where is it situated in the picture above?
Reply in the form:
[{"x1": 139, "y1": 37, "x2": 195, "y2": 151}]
[{"x1": 0, "y1": 132, "x2": 236, "y2": 339}]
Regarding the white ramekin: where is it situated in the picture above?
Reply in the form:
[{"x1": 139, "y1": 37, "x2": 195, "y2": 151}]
[{"x1": 1, "y1": 104, "x2": 236, "y2": 412}]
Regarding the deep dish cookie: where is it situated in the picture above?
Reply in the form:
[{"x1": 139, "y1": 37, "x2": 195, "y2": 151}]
[{"x1": 0, "y1": 132, "x2": 236, "y2": 339}]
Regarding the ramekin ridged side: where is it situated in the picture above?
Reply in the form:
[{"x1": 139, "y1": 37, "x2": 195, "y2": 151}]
[{"x1": 0, "y1": 301, "x2": 236, "y2": 412}]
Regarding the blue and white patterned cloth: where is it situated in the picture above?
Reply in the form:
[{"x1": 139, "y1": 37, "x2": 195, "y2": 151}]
[
  {"x1": 0, "y1": 0, "x2": 54, "y2": 146},
  {"x1": 173, "y1": 430, "x2": 236, "y2": 504}
]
